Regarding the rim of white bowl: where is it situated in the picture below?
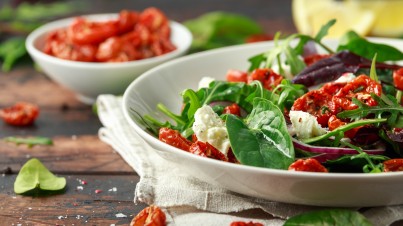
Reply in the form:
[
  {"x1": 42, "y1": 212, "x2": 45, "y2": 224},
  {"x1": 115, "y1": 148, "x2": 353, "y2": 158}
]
[{"x1": 26, "y1": 13, "x2": 193, "y2": 69}]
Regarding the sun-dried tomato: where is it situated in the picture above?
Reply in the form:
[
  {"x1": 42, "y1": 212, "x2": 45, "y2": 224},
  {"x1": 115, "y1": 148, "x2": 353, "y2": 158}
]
[
  {"x1": 226, "y1": 69, "x2": 248, "y2": 83},
  {"x1": 383, "y1": 159, "x2": 403, "y2": 172},
  {"x1": 130, "y1": 205, "x2": 166, "y2": 226},
  {"x1": 303, "y1": 54, "x2": 331, "y2": 66},
  {"x1": 332, "y1": 75, "x2": 381, "y2": 112},
  {"x1": 393, "y1": 68, "x2": 403, "y2": 91},
  {"x1": 245, "y1": 33, "x2": 273, "y2": 43},
  {"x1": 44, "y1": 8, "x2": 176, "y2": 62},
  {"x1": 230, "y1": 221, "x2": 264, "y2": 226},
  {"x1": 189, "y1": 141, "x2": 228, "y2": 161},
  {"x1": 158, "y1": 127, "x2": 192, "y2": 151},
  {"x1": 223, "y1": 103, "x2": 242, "y2": 117},
  {"x1": 0, "y1": 102, "x2": 39, "y2": 126},
  {"x1": 327, "y1": 115, "x2": 362, "y2": 139},
  {"x1": 227, "y1": 148, "x2": 239, "y2": 164},
  {"x1": 248, "y1": 68, "x2": 283, "y2": 90},
  {"x1": 288, "y1": 158, "x2": 328, "y2": 172},
  {"x1": 291, "y1": 90, "x2": 335, "y2": 127}
]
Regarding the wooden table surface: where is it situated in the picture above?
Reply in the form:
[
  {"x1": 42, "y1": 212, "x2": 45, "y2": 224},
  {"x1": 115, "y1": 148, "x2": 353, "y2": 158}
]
[{"x1": 0, "y1": 0, "x2": 296, "y2": 225}]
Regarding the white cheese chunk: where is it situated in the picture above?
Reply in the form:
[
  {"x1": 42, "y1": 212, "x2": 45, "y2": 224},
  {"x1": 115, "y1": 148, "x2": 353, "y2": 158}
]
[
  {"x1": 198, "y1": 77, "x2": 215, "y2": 89},
  {"x1": 289, "y1": 110, "x2": 327, "y2": 139},
  {"x1": 192, "y1": 105, "x2": 230, "y2": 156},
  {"x1": 334, "y1": 72, "x2": 356, "y2": 83}
]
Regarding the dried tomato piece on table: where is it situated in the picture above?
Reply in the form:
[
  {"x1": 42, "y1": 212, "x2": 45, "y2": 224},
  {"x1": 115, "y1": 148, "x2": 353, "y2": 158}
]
[
  {"x1": 131, "y1": 205, "x2": 166, "y2": 226},
  {"x1": 0, "y1": 102, "x2": 39, "y2": 126}
]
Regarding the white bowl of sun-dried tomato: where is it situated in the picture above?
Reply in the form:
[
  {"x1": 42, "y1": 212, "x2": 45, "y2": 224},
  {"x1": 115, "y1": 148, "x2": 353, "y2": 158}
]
[{"x1": 26, "y1": 8, "x2": 192, "y2": 104}]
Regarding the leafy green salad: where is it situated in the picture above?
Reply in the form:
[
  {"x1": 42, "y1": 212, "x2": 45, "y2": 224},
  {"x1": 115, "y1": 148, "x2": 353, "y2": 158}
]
[{"x1": 138, "y1": 20, "x2": 403, "y2": 173}]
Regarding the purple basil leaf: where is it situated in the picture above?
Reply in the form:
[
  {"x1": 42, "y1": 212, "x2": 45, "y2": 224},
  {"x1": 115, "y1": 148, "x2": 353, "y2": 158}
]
[{"x1": 292, "y1": 50, "x2": 401, "y2": 87}]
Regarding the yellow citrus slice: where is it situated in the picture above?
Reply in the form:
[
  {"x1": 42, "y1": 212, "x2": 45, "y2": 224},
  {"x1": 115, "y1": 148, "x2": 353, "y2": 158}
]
[
  {"x1": 292, "y1": 0, "x2": 375, "y2": 38},
  {"x1": 347, "y1": 0, "x2": 403, "y2": 37}
]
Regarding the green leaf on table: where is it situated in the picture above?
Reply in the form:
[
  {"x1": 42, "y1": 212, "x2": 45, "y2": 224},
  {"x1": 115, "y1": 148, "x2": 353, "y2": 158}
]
[
  {"x1": 14, "y1": 158, "x2": 66, "y2": 195},
  {"x1": 226, "y1": 98, "x2": 294, "y2": 169},
  {"x1": 11, "y1": 2, "x2": 76, "y2": 21},
  {"x1": 4, "y1": 136, "x2": 53, "y2": 148},
  {"x1": 284, "y1": 209, "x2": 373, "y2": 226},
  {"x1": 183, "y1": 11, "x2": 264, "y2": 52},
  {"x1": 0, "y1": 37, "x2": 27, "y2": 72},
  {"x1": 338, "y1": 31, "x2": 403, "y2": 62}
]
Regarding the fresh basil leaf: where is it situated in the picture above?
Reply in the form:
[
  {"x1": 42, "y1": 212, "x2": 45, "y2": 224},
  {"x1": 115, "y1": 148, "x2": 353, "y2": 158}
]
[
  {"x1": 4, "y1": 136, "x2": 53, "y2": 148},
  {"x1": 184, "y1": 12, "x2": 264, "y2": 52},
  {"x1": 14, "y1": 158, "x2": 66, "y2": 195},
  {"x1": 0, "y1": 37, "x2": 27, "y2": 72},
  {"x1": 338, "y1": 31, "x2": 403, "y2": 62},
  {"x1": 284, "y1": 209, "x2": 373, "y2": 226},
  {"x1": 226, "y1": 98, "x2": 294, "y2": 169}
]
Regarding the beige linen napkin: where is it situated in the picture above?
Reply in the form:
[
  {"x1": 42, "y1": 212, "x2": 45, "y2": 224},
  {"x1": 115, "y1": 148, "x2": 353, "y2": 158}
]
[{"x1": 97, "y1": 94, "x2": 403, "y2": 226}]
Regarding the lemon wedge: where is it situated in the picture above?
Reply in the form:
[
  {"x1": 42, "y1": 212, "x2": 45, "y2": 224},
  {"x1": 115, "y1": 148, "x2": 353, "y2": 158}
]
[
  {"x1": 292, "y1": 0, "x2": 375, "y2": 38},
  {"x1": 347, "y1": 0, "x2": 403, "y2": 37}
]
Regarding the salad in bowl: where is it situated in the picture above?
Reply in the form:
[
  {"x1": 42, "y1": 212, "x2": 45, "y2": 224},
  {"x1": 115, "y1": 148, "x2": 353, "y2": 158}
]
[{"x1": 137, "y1": 20, "x2": 403, "y2": 174}]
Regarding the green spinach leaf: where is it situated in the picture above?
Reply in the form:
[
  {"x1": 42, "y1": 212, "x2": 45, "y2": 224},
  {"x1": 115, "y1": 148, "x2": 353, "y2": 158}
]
[
  {"x1": 14, "y1": 158, "x2": 66, "y2": 195},
  {"x1": 284, "y1": 209, "x2": 373, "y2": 226},
  {"x1": 338, "y1": 31, "x2": 403, "y2": 62},
  {"x1": 226, "y1": 98, "x2": 294, "y2": 169},
  {"x1": 141, "y1": 81, "x2": 269, "y2": 137}
]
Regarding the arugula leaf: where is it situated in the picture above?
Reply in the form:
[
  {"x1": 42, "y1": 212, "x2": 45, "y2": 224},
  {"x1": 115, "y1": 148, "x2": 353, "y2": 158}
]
[
  {"x1": 284, "y1": 209, "x2": 373, "y2": 226},
  {"x1": 14, "y1": 158, "x2": 66, "y2": 195},
  {"x1": 302, "y1": 118, "x2": 386, "y2": 145},
  {"x1": 340, "y1": 141, "x2": 384, "y2": 173},
  {"x1": 4, "y1": 136, "x2": 53, "y2": 148},
  {"x1": 247, "y1": 21, "x2": 336, "y2": 75},
  {"x1": 226, "y1": 98, "x2": 294, "y2": 169},
  {"x1": 325, "y1": 153, "x2": 388, "y2": 173},
  {"x1": 338, "y1": 31, "x2": 403, "y2": 62},
  {"x1": 271, "y1": 79, "x2": 307, "y2": 111},
  {"x1": 314, "y1": 18, "x2": 336, "y2": 41},
  {"x1": 337, "y1": 95, "x2": 403, "y2": 128}
]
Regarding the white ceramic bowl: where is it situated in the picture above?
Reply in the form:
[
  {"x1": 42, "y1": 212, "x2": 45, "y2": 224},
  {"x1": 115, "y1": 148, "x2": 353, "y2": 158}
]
[
  {"x1": 123, "y1": 38, "x2": 403, "y2": 207},
  {"x1": 26, "y1": 13, "x2": 192, "y2": 104}
]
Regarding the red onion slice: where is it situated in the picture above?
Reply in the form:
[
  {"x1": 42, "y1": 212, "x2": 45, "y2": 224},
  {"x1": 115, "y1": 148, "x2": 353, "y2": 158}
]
[{"x1": 292, "y1": 138, "x2": 386, "y2": 163}]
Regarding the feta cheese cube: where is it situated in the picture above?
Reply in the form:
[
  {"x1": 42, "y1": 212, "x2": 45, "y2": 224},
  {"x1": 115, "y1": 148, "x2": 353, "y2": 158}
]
[
  {"x1": 289, "y1": 110, "x2": 327, "y2": 139},
  {"x1": 192, "y1": 105, "x2": 230, "y2": 155}
]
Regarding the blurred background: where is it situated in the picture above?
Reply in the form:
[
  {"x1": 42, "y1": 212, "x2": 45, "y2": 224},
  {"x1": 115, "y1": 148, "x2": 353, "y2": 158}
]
[{"x1": 0, "y1": 0, "x2": 402, "y2": 72}]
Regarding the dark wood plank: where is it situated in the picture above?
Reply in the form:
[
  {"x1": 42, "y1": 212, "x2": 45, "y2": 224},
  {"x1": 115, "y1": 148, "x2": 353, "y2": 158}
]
[
  {"x1": 0, "y1": 174, "x2": 147, "y2": 225},
  {"x1": 0, "y1": 66, "x2": 82, "y2": 107},
  {"x1": 0, "y1": 135, "x2": 135, "y2": 174},
  {"x1": 0, "y1": 66, "x2": 102, "y2": 137}
]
